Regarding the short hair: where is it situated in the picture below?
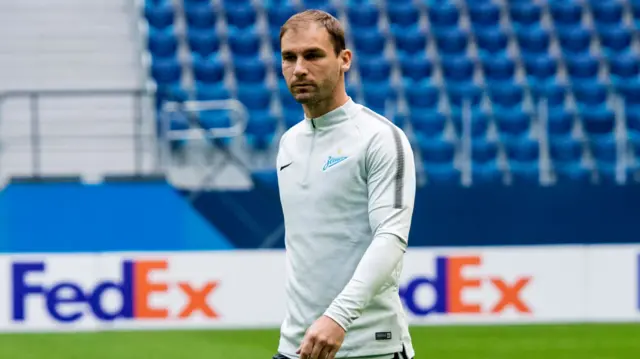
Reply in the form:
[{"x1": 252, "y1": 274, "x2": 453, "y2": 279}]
[{"x1": 279, "y1": 10, "x2": 346, "y2": 56}]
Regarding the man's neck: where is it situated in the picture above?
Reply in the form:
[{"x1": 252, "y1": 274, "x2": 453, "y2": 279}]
[{"x1": 303, "y1": 92, "x2": 349, "y2": 119}]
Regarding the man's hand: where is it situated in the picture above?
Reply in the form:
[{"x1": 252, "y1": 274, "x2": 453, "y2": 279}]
[{"x1": 296, "y1": 315, "x2": 346, "y2": 359}]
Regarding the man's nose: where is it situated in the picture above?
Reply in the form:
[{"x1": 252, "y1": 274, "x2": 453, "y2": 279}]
[{"x1": 293, "y1": 59, "x2": 308, "y2": 76}]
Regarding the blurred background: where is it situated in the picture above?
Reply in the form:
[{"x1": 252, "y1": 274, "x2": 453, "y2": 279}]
[{"x1": 0, "y1": 0, "x2": 639, "y2": 358}]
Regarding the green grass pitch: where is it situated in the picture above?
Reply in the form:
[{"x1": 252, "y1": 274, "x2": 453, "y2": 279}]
[{"x1": 1, "y1": 323, "x2": 639, "y2": 358}]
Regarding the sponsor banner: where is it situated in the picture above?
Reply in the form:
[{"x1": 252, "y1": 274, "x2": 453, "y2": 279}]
[{"x1": 0, "y1": 245, "x2": 638, "y2": 332}]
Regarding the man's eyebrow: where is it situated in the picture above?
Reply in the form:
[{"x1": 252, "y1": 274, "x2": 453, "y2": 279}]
[{"x1": 281, "y1": 47, "x2": 326, "y2": 56}]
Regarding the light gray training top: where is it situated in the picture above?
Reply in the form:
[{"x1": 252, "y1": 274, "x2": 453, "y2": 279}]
[{"x1": 275, "y1": 98, "x2": 416, "y2": 359}]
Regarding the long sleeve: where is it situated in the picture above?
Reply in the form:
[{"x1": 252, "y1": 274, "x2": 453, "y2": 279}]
[{"x1": 323, "y1": 125, "x2": 416, "y2": 331}]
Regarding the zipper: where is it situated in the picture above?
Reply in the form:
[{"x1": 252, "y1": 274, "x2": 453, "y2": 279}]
[{"x1": 301, "y1": 119, "x2": 316, "y2": 187}]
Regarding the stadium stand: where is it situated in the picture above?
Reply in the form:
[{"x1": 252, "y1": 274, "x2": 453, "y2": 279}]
[{"x1": 144, "y1": 0, "x2": 640, "y2": 186}]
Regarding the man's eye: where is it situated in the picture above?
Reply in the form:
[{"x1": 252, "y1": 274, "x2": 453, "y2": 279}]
[
  {"x1": 306, "y1": 54, "x2": 320, "y2": 60},
  {"x1": 282, "y1": 55, "x2": 295, "y2": 61}
]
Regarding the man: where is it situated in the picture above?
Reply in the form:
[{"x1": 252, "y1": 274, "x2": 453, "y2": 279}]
[{"x1": 273, "y1": 10, "x2": 416, "y2": 359}]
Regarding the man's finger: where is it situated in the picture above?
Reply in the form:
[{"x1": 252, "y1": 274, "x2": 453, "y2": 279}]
[
  {"x1": 317, "y1": 345, "x2": 332, "y2": 359},
  {"x1": 326, "y1": 346, "x2": 340, "y2": 359},
  {"x1": 309, "y1": 337, "x2": 325, "y2": 359},
  {"x1": 298, "y1": 336, "x2": 315, "y2": 359}
]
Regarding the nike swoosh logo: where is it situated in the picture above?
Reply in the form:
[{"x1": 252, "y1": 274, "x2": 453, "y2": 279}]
[{"x1": 280, "y1": 162, "x2": 292, "y2": 171}]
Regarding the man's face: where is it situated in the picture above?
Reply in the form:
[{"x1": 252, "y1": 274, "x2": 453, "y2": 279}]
[{"x1": 280, "y1": 23, "x2": 347, "y2": 106}]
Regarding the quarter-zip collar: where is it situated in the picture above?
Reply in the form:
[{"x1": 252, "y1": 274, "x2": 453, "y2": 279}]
[{"x1": 304, "y1": 97, "x2": 359, "y2": 130}]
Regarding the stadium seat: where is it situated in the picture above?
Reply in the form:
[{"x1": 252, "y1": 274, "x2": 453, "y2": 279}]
[
  {"x1": 428, "y1": 2, "x2": 460, "y2": 31},
  {"x1": 565, "y1": 53, "x2": 600, "y2": 83},
  {"x1": 352, "y1": 29, "x2": 386, "y2": 56},
  {"x1": 225, "y1": 4, "x2": 258, "y2": 29},
  {"x1": 184, "y1": 2, "x2": 216, "y2": 29},
  {"x1": 199, "y1": 109, "x2": 232, "y2": 131},
  {"x1": 618, "y1": 80, "x2": 640, "y2": 107},
  {"x1": 581, "y1": 106, "x2": 616, "y2": 136},
  {"x1": 510, "y1": 160, "x2": 540, "y2": 184},
  {"x1": 504, "y1": 137, "x2": 539, "y2": 163},
  {"x1": 609, "y1": 52, "x2": 639, "y2": 87},
  {"x1": 475, "y1": 27, "x2": 509, "y2": 57},
  {"x1": 346, "y1": 1, "x2": 379, "y2": 29},
  {"x1": 546, "y1": 107, "x2": 575, "y2": 138},
  {"x1": 418, "y1": 136, "x2": 456, "y2": 164},
  {"x1": 627, "y1": 107, "x2": 640, "y2": 134},
  {"x1": 447, "y1": 82, "x2": 483, "y2": 111},
  {"x1": 151, "y1": 56, "x2": 182, "y2": 85},
  {"x1": 193, "y1": 54, "x2": 225, "y2": 84},
  {"x1": 590, "y1": 134, "x2": 617, "y2": 163},
  {"x1": 266, "y1": 2, "x2": 298, "y2": 29},
  {"x1": 531, "y1": 80, "x2": 566, "y2": 108},
  {"x1": 509, "y1": 2, "x2": 542, "y2": 29},
  {"x1": 237, "y1": 84, "x2": 272, "y2": 112},
  {"x1": 572, "y1": 81, "x2": 608, "y2": 109},
  {"x1": 361, "y1": 81, "x2": 397, "y2": 112},
  {"x1": 387, "y1": 2, "x2": 421, "y2": 30},
  {"x1": 467, "y1": 1, "x2": 501, "y2": 30},
  {"x1": 228, "y1": 28, "x2": 262, "y2": 58},
  {"x1": 599, "y1": 25, "x2": 633, "y2": 55},
  {"x1": 410, "y1": 111, "x2": 447, "y2": 138},
  {"x1": 472, "y1": 160, "x2": 503, "y2": 184},
  {"x1": 358, "y1": 55, "x2": 392, "y2": 82},
  {"x1": 451, "y1": 109, "x2": 490, "y2": 138},
  {"x1": 555, "y1": 162, "x2": 592, "y2": 183},
  {"x1": 148, "y1": 27, "x2": 178, "y2": 58},
  {"x1": 399, "y1": 53, "x2": 433, "y2": 83},
  {"x1": 488, "y1": 82, "x2": 525, "y2": 110},
  {"x1": 557, "y1": 26, "x2": 592, "y2": 55},
  {"x1": 435, "y1": 27, "x2": 469, "y2": 56},
  {"x1": 196, "y1": 82, "x2": 231, "y2": 101},
  {"x1": 425, "y1": 163, "x2": 461, "y2": 185},
  {"x1": 278, "y1": 80, "x2": 298, "y2": 110},
  {"x1": 392, "y1": 26, "x2": 428, "y2": 56},
  {"x1": 245, "y1": 112, "x2": 278, "y2": 151},
  {"x1": 495, "y1": 107, "x2": 530, "y2": 138},
  {"x1": 300, "y1": 0, "x2": 338, "y2": 17},
  {"x1": 282, "y1": 107, "x2": 304, "y2": 128},
  {"x1": 144, "y1": 2, "x2": 174, "y2": 29},
  {"x1": 471, "y1": 138, "x2": 499, "y2": 163},
  {"x1": 482, "y1": 54, "x2": 517, "y2": 84},
  {"x1": 187, "y1": 28, "x2": 220, "y2": 57},
  {"x1": 591, "y1": 0, "x2": 624, "y2": 28},
  {"x1": 517, "y1": 25, "x2": 551, "y2": 55},
  {"x1": 523, "y1": 53, "x2": 558, "y2": 85},
  {"x1": 549, "y1": 1, "x2": 583, "y2": 30},
  {"x1": 405, "y1": 80, "x2": 440, "y2": 109},
  {"x1": 234, "y1": 56, "x2": 268, "y2": 84},
  {"x1": 549, "y1": 135, "x2": 583, "y2": 163},
  {"x1": 441, "y1": 55, "x2": 475, "y2": 84}
]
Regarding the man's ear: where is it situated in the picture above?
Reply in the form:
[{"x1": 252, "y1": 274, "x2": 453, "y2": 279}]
[{"x1": 340, "y1": 49, "x2": 353, "y2": 72}]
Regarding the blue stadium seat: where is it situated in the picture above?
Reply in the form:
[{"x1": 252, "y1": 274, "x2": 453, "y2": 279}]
[
  {"x1": 531, "y1": 80, "x2": 566, "y2": 108},
  {"x1": 199, "y1": 110, "x2": 231, "y2": 132},
  {"x1": 266, "y1": 2, "x2": 297, "y2": 29},
  {"x1": 555, "y1": 162, "x2": 592, "y2": 183},
  {"x1": 495, "y1": 107, "x2": 530, "y2": 138},
  {"x1": 392, "y1": 26, "x2": 428, "y2": 56},
  {"x1": 196, "y1": 83, "x2": 231, "y2": 101},
  {"x1": 387, "y1": 2, "x2": 421, "y2": 30},
  {"x1": 278, "y1": 80, "x2": 298, "y2": 110},
  {"x1": 590, "y1": 134, "x2": 617, "y2": 163},
  {"x1": 627, "y1": 107, "x2": 640, "y2": 134},
  {"x1": 272, "y1": 55, "x2": 283, "y2": 78},
  {"x1": 405, "y1": 80, "x2": 440, "y2": 109},
  {"x1": 300, "y1": 0, "x2": 338, "y2": 17},
  {"x1": 475, "y1": 27, "x2": 509, "y2": 57},
  {"x1": 549, "y1": 1, "x2": 583, "y2": 30},
  {"x1": 482, "y1": 54, "x2": 516, "y2": 84},
  {"x1": 472, "y1": 160, "x2": 503, "y2": 184},
  {"x1": 155, "y1": 83, "x2": 189, "y2": 112},
  {"x1": 467, "y1": 1, "x2": 501, "y2": 30},
  {"x1": 441, "y1": 55, "x2": 475, "y2": 84},
  {"x1": 550, "y1": 135, "x2": 583, "y2": 163},
  {"x1": 399, "y1": 53, "x2": 433, "y2": 83},
  {"x1": 488, "y1": 81, "x2": 525, "y2": 110},
  {"x1": 237, "y1": 84, "x2": 272, "y2": 111},
  {"x1": 565, "y1": 53, "x2": 600, "y2": 83},
  {"x1": 510, "y1": 160, "x2": 540, "y2": 184},
  {"x1": 618, "y1": 79, "x2": 640, "y2": 107},
  {"x1": 435, "y1": 27, "x2": 469, "y2": 56},
  {"x1": 144, "y1": 2, "x2": 174, "y2": 29},
  {"x1": 451, "y1": 109, "x2": 490, "y2": 138},
  {"x1": 184, "y1": 2, "x2": 216, "y2": 29},
  {"x1": 225, "y1": 4, "x2": 257, "y2": 29},
  {"x1": 447, "y1": 82, "x2": 483, "y2": 110},
  {"x1": 346, "y1": 1, "x2": 379, "y2": 29},
  {"x1": 270, "y1": 31, "x2": 281, "y2": 53},
  {"x1": 234, "y1": 56, "x2": 267, "y2": 84},
  {"x1": 151, "y1": 56, "x2": 181, "y2": 85},
  {"x1": 572, "y1": 81, "x2": 608, "y2": 109},
  {"x1": 282, "y1": 107, "x2": 304, "y2": 128},
  {"x1": 428, "y1": 2, "x2": 460, "y2": 31},
  {"x1": 509, "y1": 2, "x2": 542, "y2": 29},
  {"x1": 523, "y1": 53, "x2": 558, "y2": 85},
  {"x1": 425, "y1": 163, "x2": 461, "y2": 185},
  {"x1": 546, "y1": 107, "x2": 575, "y2": 138},
  {"x1": 504, "y1": 137, "x2": 539, "y2": 163},
  {"x1": 591, "y1": 0, "x2": 624, "y2": 29},
  {"x1": 409, "y1": 111, "x2": 447, "y2": 138},
  {"x1": 599, "y1": 25, "x2": 633, "y2": 55},
  {"x1": 581, "y1": 106, "x2": 616, "y2": 136},
  {"x1": 228, "y1": 28, "x2": 261, "y2": 58},
  {"x1": 192, "y1": 54, "x2": 225, "y2": 84},
  {"x1": 361, "y1": 81, "x2": 397, "y2": 112},
  {"x1": 245, "y1": 112, "x2": 278, "y2": 151},
  {"x1": 471, "y1": 138, "x2": 499, "y2": 163},
  {"x1": 517, "y1": 25, "x2": 550, "y2": 55},
  {"x1": 352, "y1": 29, "x2": 386, "y2": 56},
  {"x1": 148, "y1": 27, "x2": 177, "y2": 58},
  {"x1": 221, "y1": 0, "x2": 252, "y2": 6},
  {"x1": 418, "y1": 136, "x2": 456, "y2": 164},
  {"x1": 557, "y1": 26, "x2": 592, "y2": 55},
  {"x1": 358, "y1": 55, "x2": 392, "y2": 82},
  {"x1": 187, "y1": 28, "x2": 220, "y2": 57}
]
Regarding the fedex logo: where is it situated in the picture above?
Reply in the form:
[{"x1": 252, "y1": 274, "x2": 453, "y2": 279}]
[
  {"x1": 12, "y1": 260, "x2": 219, "y2": 323},
  {"x1": 400, "y1": 255, "x2": 532, "y2": 316}
]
